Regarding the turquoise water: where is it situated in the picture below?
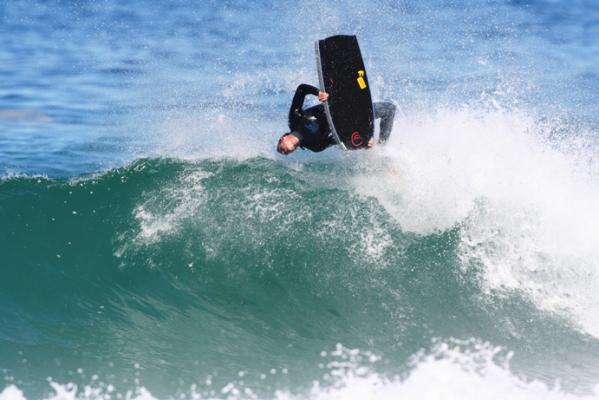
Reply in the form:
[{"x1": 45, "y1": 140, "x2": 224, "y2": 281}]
[{"x1": 2, "y1": 1, "x2": 599, "y2": 399}]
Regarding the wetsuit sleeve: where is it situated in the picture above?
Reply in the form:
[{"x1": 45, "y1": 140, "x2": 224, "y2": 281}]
[
  {"x1": 288, "y1": 84, "x2": 320, "y2": 129},
  {"x1": 373, "y1": 102, "x2": 396, "y2": 143}
]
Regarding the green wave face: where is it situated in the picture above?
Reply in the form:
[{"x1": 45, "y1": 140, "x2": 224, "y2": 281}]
[{"x1": 1, "y1": 158, "x2": 598, "y2": 398}]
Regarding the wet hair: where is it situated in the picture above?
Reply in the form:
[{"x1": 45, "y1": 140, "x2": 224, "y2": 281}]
[{"x1": 277, "y1": 133, "x2": 296, "y2": 154}]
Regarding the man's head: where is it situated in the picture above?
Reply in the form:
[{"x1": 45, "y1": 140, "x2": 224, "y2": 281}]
[{"x1": 277, "y1": 133, "x2": 300, "y2": 155}]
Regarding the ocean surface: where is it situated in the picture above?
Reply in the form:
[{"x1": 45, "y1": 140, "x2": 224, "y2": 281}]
[{"x1": 2, "y1": 0, "x2": 599, "y2": 399}]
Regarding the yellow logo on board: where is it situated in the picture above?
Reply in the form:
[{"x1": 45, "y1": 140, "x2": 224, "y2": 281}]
[{"x1": 357, "y1": 70, "x2": 367, "y2": 90}]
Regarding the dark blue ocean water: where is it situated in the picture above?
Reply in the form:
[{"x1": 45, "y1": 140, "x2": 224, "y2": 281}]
[{"x1": 2, "y1": 1, "x2": 599, "y2": 399}]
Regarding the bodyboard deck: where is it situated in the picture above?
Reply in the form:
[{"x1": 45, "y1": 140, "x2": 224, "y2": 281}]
[{"x1": 315, "y1": 35, "x2": 374, "y2": 150}]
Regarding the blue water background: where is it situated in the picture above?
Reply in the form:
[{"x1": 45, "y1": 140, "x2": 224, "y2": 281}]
[
  {"x1": 2, "y1": 2, "x2": 599, "y2": 398},
  {"x1": 1, "y1": 0, "x2": 598, "y2": 176}
]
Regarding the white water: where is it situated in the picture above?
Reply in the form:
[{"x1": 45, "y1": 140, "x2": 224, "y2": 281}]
[
  {"x1": 354, "y1": 105, "x2": 599, "y2": 338},
  {"x1": 2, "y1": 341, "x2": 597, "y2": 400}
]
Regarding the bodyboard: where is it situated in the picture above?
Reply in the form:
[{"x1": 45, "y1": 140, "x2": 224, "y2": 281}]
[{"x1": 315, "y1": 35, "x2": 374, "y2": 150}]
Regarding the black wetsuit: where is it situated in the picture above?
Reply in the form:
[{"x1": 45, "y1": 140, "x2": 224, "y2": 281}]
[{"x1": 288, "y1": 84, "x2": 396, "y2": 152}]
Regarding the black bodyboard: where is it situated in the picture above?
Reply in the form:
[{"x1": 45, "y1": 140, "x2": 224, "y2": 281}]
[{"x1": 316, "y1": 35, "x2": 374, "y2": 150}]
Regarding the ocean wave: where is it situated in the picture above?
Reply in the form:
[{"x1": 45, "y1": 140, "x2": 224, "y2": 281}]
[
  {"x1": 2, "y1": 340, "x2": 597, "y2": 400},
  {"x1": 2, "y1": 145, "x2": 599, "y2": 395}
]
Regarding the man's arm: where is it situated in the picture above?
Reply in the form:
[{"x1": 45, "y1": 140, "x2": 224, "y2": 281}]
[
  {"x1": 373, "y1": 102, "x2": 396, "y2": 143},
  {"x1": 288, "y1": 84, "x2": 320, "y2": 128}
]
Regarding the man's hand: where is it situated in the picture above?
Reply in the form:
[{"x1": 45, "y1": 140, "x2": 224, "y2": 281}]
[
  {"x1": 318, "y1": 91, "x2": 329, "y2": 102},
  {"x1": 367, "y1": 137, "x2": 375, "y2": 148}
]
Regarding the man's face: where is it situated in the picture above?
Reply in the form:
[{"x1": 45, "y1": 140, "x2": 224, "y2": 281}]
[{"x1": 277, "y1": 134, "x2": 299, "y2": 155}]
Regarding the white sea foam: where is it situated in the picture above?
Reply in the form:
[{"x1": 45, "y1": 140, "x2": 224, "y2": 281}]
[
  {"x1": 138, "y1": 170, "x2": 209, "y2": 241},
  {"x1": 0, "y1": 386, "x2": 25, "y2": 400},
  {"x1": 353, "y1": 105, "x2": 599, "y2": 337},
  {"x1": 0, "y1": 170, "x2": 49, "y2": 181},
  {"x1": 2, "y1": 341, "x2": 597, "y2": 400},
  {"x1": 276, "y1": 341, "x2": 599, "y2": 400},
  {"x1": 113, "y1": 168, "x2": 211, "y2": 262}
]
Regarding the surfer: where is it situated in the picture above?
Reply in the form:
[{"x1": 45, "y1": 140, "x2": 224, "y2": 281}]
[{"x1": 277, "y1": 83, "x2": 396, "y2": 155}]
